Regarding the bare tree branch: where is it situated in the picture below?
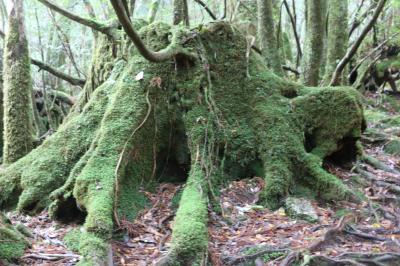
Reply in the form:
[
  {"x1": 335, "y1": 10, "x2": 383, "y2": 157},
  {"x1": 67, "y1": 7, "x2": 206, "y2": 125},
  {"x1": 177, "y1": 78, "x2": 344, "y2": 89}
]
[
  {"x1": 0, "y1": 29, "x2": 86, "y2": 87},
  {"x1": 282, "y1": 0, "x2": 302, "y2": 66},
  {"x1": 194, "y1": 0, "x2": 217, "y2": 20},
  {"x1": 109, "y1": 0, "x2": 196, "y2": 62},
  {"x1": 330, "y1": 0, "x2": 388, "y2": 86},
  {"x1": 31, "y1": 59, "x2": 86, "y2": 87},
  {"x1": 36, "y1": 0, "x2": 115, "y2": 38}
]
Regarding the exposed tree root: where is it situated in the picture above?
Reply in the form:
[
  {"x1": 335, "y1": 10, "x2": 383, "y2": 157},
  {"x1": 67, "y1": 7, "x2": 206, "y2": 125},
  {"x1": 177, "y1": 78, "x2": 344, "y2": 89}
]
[
  {"x1": 362, "y1": 154, "x2": 400, "y2": 175},
  {"x1": 0, "y1": 22, "x2": 366, "y2": 264}
]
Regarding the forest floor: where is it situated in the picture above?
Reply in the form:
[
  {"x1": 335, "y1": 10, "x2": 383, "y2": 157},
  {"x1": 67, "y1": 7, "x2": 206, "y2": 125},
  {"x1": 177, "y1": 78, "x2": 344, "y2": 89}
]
[{"x1": 6, "y1": 92, "x2": 400, "y2": 266}]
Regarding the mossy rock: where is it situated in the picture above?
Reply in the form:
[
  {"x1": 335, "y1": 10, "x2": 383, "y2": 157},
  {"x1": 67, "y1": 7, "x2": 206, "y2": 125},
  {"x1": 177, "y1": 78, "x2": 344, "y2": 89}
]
[
  {"x1": 0, "y1": 213, "x2": 29, "y2": 262},
  {"x1": 284, "y1": 197, "x2": 319, "y2": 223}
]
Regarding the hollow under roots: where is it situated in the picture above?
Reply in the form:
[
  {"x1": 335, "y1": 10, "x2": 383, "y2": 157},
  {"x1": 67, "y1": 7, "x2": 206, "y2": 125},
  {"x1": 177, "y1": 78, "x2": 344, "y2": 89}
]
[{"x1": 0, "y1": 22, "x2": 365, "y2": 265}]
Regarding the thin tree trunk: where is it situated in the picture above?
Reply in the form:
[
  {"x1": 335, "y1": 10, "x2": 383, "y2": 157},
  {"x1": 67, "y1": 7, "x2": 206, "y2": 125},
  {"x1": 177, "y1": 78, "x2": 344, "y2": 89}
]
[
  {"x1": 3, "y1": 0, "x2": 34, "y2": 163},
  {"x1": 257, "y1": 0, "x2": 284, "y2": 76},
  {"x1": 173, "y1": 0, "x2": 189, "y2": 26},
  {"x1": 301, "y1": 0, "x2": 327, "y2": 86},
  {"x1": 322, "y1": 0, "x2": 348, "y2": 85},
  {"x1": 148, "y1": 0, "x2": 160, "y2": 23}
]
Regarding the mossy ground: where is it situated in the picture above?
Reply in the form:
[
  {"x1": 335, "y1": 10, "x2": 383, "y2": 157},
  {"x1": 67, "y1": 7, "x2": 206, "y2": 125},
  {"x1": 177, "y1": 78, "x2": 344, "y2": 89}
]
[{"x1": 0, "y1": 22, "x2": 365, "y2": 264}]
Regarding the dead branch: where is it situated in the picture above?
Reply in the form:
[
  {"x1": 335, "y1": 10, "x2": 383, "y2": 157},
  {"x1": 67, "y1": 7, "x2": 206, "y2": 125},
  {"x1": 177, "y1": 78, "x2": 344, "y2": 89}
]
[
  {"x1": 223, "y1": 247, "x2": 289, "y2": 265},
  {"x1": 343, "y1": 224, "x2": 387, "y2": 241},
  {"x1": 330, "y1": 0, "x2": 388, "y2": 86},
  {"x1": 110, "y1": 0, "x2": 196, "y2": 63}
]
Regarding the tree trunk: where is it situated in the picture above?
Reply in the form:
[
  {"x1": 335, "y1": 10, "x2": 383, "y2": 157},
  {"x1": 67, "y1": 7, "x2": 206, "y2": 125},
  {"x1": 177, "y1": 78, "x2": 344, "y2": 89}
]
[
  {"x1": 173, "y1": 0, "x2": 189, "y2": 26},
  {"x1": 301, "y1": 0, "x2": 327, "y2": 86},
  {"x1": 148, "y1": 0, "x2": 160, "y2": 23},
  {"x1": 257, "y1": 0, "x2": 284, "y2": 76},
  {"x1": 0, "y1": 22, "x2": 365, "y2": 265},
  {"x1": 322, "y1": 0, "x2": 348, "y2": 85},
  {"x1": 2, "y1": 0, "x2": 34, "y2": 164}
]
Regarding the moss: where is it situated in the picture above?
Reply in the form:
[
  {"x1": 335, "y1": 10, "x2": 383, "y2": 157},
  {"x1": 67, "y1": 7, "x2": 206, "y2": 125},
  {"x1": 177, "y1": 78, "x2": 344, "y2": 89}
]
[
  {"x1": 63, "y1": 228, "x2": 81, "y2": 252},
  {"x1": 168, "y1": 164, "x2": 208, "y2": 264},
  {"x1": 0, "y1": 213, "x2": 29, "y2": 261},
  {"x1": 0, "y1": 21, "x2": 366, "y2": 264},
  {"x1": 2, "y1": 0, "x2": 34, "y2": 164},
  {"x1": 77, "y1": 232, "x2": 108, "y2": 266},
  {"x1": 384, "y1": 139, "x2": 400, "y2": 156},
  {"x1": 376, "y1": 57, "x2": 400, "y2": 78}
]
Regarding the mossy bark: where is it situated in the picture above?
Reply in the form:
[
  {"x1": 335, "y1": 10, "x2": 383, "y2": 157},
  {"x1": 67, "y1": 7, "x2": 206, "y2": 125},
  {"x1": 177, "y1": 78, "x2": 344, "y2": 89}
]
[
  {"x1": 173, "y1": 0, "x2": 189, "y2": 26},
  {"x1": 0, "y1": 22, "x2": 365, "y2": 264},
  {"x1": 2, "y1": 0, "x2": 34, "y2": 164},
  {"x1": 322, "y1": 0, "x2": 349, "y2": 85},
  {"x1": 257, "y1": 0, "x2": 284, "y2": 76},
  {"x1": 301, "y1": 0, "x2": 327, "y2": 86}
]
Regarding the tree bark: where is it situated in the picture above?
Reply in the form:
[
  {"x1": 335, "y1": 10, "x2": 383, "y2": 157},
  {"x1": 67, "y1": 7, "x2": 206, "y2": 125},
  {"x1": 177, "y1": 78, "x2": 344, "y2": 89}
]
[
  {"x1": 173, "y1": 0, "x2": 189, "y2": 26},
  {"x1": 0, "y1": 22, "x2": 365, "y2": 265},
  {"x1": 257, "y1": 0, "x2": 284, "y2": 76},
  {"x1": 322, "y1": 0, "x2": 348, "y2": 85},
  {"x1": 301, "y1": 0, "x2": 327, "y2": 86},
  {"x1": 2, "y1": 0, "x2": 34, "y2": 164}
]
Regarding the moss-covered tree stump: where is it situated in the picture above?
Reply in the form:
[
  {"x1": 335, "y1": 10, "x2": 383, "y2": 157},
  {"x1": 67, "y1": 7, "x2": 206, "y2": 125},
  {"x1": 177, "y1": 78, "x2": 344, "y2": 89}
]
[{"x1": 0, "y1": 22, "x2": 365, "y2": 265}]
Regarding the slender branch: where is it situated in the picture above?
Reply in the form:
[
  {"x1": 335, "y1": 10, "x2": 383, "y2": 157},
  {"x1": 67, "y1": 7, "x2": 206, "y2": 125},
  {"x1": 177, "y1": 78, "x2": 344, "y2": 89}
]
[
  {"x1": 329, "y1": 0, "x2": 388, "y2": 86},
  {"x1": 348, "y1": 32, "x2": 399, "y2": 80},
  {"x1": 193, "y1": 0, "x2": 217, "y2": 20},
  {"x1": 0, "y1": 29, "x2": 85, "y2": 86},
  {"x1": 31, "y1": 59, "x2": 86, "y2": 87},
  {"x1": 36, "y1": 0, "x2": 115, "y2": 38},
  {"x1": 109, "y1": 0, "x2": 196, "y2": 62},
  {"x1": 349, "y1": 1, "x2": 374, "y2": 38},
  {"x1": 282, "y1": 0, "x2": 302, "y2": 65},
  {"x1": 48, "y1": 9, "x2": 85, "y2": 78}
]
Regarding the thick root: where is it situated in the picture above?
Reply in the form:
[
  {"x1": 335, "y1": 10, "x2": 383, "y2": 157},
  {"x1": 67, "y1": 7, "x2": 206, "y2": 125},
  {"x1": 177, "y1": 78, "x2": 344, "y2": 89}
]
[
  {"x1": 160, "y1": 163, "x2": 209, "y2": 265},
  {"x1": 257, "y1": 87, "x2": 364, "y2": 208}
]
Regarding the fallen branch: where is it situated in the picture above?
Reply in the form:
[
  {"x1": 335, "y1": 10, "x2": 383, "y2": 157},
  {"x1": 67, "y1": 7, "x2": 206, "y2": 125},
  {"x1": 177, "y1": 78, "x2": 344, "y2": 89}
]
[
  {"x1": 23, "y1": 253, "x2": 80, "y2": 261},
  {"x1": 223, "y1": 247, "x2": 290, "y2": 265},
  {"x1": 344, "y1": 224, "x2": 387, "y2": 241}
]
